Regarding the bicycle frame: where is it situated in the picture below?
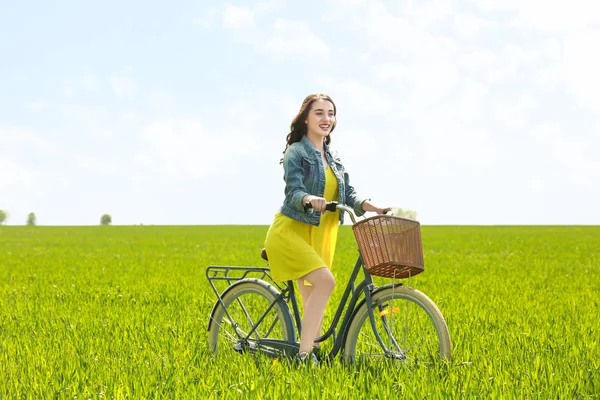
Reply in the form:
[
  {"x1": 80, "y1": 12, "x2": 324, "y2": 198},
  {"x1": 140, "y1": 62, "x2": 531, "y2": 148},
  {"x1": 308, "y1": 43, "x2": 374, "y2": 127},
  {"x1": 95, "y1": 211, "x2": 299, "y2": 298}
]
[
  {"x1": 207, "y1": 257, "x2": 402, "y2": 359},
  {"x1": 206, "y1": 203, "x2": 404, "y2": 359}
]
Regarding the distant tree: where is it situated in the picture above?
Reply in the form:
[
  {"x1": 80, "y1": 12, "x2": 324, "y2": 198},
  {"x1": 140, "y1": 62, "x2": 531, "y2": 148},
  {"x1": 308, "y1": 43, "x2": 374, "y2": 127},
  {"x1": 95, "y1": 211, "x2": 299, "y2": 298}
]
[
  {"x1": 0, "y1": 210, "x2": 8, "y2": 225},
  {"x1": 392, "y1": 208, "x2": 418, "y2": 220},
  {"x1": 100, "y1": 214, "x2": 112, "y2": 225},
  {"x1": 26, "y1": 212, "x2": 37, "y2": 226}
]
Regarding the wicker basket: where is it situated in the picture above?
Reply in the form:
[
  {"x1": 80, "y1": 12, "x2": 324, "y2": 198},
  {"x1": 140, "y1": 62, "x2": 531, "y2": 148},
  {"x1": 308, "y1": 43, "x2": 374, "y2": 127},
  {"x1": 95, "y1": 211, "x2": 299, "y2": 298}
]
[{"x1": 352, "y1": 215, "x2": 424, "y2": 279}]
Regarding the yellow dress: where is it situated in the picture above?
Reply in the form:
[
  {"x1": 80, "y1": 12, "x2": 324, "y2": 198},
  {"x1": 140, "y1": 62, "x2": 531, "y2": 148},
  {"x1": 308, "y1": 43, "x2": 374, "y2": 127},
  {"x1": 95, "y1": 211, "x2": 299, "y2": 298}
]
[{"x1": 264, "y1": 165, "x2": 340, "y2": 282}]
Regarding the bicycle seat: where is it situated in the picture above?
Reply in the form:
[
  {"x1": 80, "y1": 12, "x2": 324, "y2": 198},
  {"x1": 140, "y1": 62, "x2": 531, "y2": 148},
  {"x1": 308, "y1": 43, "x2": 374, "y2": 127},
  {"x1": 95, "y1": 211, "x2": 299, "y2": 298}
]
[{"x1": 260, "y1": 248, "x2": 268, "y2": 261}]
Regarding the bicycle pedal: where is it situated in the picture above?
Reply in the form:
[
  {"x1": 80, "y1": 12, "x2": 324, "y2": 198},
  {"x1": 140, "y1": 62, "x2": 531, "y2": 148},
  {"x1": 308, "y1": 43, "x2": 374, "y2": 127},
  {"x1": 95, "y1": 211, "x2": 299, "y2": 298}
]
[
  {"x1": 233, "y1": 342, "x2": 245, "y2": 352},
  {"x1": 389, "y1": 351, "x2": 406, "y2": 361}
]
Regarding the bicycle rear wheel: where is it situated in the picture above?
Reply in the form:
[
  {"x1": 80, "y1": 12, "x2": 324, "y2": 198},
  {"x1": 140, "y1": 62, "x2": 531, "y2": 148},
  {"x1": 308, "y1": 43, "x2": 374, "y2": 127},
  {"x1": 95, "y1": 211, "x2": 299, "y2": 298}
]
[
  {"x1": 343, "y1": 285, "x2": 451, "y2": 365},
  {"x1": 208, "y1": 279, "x2": 296, "y2": 357}
]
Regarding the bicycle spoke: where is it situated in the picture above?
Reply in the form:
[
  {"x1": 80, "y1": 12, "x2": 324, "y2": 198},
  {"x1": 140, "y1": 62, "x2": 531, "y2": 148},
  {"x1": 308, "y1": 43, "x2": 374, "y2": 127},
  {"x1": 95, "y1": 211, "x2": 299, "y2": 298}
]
[
  {"x1": 378, "y1": 303, "x2": 402, "y2": 354},
  {"x1": 355, "y1": 331, "x2": 386, "y2": 351},
  {"x1": 213, "y1": 317, "x2": 248, "y2": 341},
  {"x1": 234, "y1": 296, "x2": 261, "y2": 339},
  {"x1": 264, "y1": 314, "x2": 280, "y2": 338}
]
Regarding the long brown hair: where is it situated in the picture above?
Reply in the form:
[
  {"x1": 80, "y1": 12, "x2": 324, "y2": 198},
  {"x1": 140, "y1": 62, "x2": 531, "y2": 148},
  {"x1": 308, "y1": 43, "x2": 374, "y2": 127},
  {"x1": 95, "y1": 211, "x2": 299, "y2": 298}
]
[{"x1": 280, "y1": 93, "x2": 337, "y2": 163}]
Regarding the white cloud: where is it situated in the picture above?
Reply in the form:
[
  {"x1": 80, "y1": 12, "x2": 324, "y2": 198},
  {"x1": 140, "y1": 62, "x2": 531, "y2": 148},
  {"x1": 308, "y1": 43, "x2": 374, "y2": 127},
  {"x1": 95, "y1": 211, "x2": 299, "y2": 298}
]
[
  {"x1": 136, "y1": 117, "x2": 259, "y2": 180},
  {"x1": 264, "y1": 19, "x2": 330, "y2": 58},
  {"x1": 333, "y1": 0, "x2": 454, "y2": 28},
  {"x1": 144, "y1": 91, "x2": 176, "y2": 113},
  {"x1": 373, "y1": 59, "x2": 460, "y2": 108},
  {"x1": 312, "y1": 76, "x2": 397, "y2": 117},
  {"x1": 359, "y1": 5, "x2": 418, "y2": 53},
  {"x1": 0, "y1": 127, "x2": 68, "y2": 220},
  {"x1": 0, "y1": 156, "x2": 36, "y2": 189},
  {"x1": 399, "y1": 0, "x2": 454, "y2": 28},
  {"x1": 468, "y1": 0, "x2": 522, "y2": 12},
  {"x1": 421, "y1": 122, "x2": 497, "y2": 175},
  {"x1": 277, "y1": 93, "x2": 302, "y2": 122},
  {"x1": 491, "y1": 91, "x2": 539, "y2": 131},
  {"x1": 439, "y1": 78, "x2": 490, "y2": 123},
  {"x1": 76, "y1": 155, "x2": 120, "y2": 176},
  {"x1": 52, "y1": 103, "x2": 97, "y2": 126},
  {"x1": 226, "y1": 101, "x2": 260, "y2": 124},
  {"x1": 62, "y1": 72, "x2": 99, "y2": 98},
  {"x1": 0, "y1": 128, "x2": 69, "y2": 204},
  {"x1": 335, "y1": 1, "x2": 459, "y2": 57},
  {"x1": 222, "y1": 5, "x2": 256, "y2": 30},
  {"x1": 530, "y1": 123, "x2": 600, "y2": 187},
  {"x1": 531, "y1": 38, "x2": 563, "y2": 91},
  {"x1": 471, "y1": 0, "x2": 600, "y2": 33},
  {"x1": 0, "y1": 127, "x2": 63, "y2": 153},
  {"x1": 458, "y1": 43, "x2": 536, "y2": 85},
  {"x1": 452, "y1": 12, "x2": 498, "y2": 40},
  {"x1": 564, "y1": 29, "x2": 600, "y2": 112},
  {"x1": 512, "y1": 0, "x2": 600, "y2": 33},
  {"x1": 194, "y1": 6, "x2": 218, "y2": 29},
  {"x1": 330, "y1": 0, "x2": 369, "y2": 9},
  {"x1": 411, "y1": 80, "x2": 497, "y2": 174},
  {"x1": 109, "y1": 66, "x2": 136, "y2": 97},
  {"x1": 255, "y1": 0, "x2": 285, "y2": 13}
]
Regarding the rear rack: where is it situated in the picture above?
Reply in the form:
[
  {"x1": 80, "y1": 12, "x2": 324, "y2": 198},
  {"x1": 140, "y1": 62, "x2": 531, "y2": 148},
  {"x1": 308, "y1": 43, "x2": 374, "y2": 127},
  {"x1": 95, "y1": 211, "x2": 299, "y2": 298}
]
[{"x1": 206, "y1": 265, "x2": 288, "y2": 299}]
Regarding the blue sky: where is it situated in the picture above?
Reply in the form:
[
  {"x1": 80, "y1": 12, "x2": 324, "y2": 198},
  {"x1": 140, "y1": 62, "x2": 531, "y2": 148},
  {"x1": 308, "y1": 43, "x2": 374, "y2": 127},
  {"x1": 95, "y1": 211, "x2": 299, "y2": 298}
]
[{"x1": 1, "y1": 0, "x2": 599, "y2": 225}]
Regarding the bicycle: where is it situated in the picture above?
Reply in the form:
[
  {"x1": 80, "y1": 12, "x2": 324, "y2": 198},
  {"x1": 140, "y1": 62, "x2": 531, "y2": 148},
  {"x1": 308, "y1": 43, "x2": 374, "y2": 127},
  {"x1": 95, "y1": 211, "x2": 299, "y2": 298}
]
[{"x1": 206, "y1": 202, "x2": 451, "y2": 364}]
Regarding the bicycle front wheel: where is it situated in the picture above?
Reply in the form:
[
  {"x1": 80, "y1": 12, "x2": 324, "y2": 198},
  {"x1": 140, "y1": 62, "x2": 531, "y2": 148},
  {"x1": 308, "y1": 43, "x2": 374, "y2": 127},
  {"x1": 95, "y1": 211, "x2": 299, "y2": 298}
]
[
  {"x1": 343, "y1": 285, "x2": 451, "y2": 365},
  {"x1": 208, "y1": 279, "x2": 296, "y2": 357}
]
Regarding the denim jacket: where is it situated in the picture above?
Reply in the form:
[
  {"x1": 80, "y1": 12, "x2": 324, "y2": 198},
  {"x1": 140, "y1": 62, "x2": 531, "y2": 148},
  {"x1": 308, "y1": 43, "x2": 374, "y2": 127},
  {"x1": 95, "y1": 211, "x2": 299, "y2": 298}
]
[{"x1": 279, "y1": 135, "x2": 368, "y2": 226}]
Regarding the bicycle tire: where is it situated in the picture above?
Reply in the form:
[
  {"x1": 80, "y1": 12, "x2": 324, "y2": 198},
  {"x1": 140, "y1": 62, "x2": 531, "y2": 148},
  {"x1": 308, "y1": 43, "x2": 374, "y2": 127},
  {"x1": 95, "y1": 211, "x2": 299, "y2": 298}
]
[
  {"x1": 208, "y1": 278, "x2": 296, "y2": 357},
  {"x1": 343, "y1": 285, "x2": 451, "y2": 364}
]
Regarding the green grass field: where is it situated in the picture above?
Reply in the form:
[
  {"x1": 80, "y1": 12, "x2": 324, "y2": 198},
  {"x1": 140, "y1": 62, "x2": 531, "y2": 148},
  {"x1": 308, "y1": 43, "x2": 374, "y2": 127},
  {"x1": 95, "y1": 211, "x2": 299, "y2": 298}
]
[{"x1": 1, "y1": 225, "x2": 599, "y2": 399}]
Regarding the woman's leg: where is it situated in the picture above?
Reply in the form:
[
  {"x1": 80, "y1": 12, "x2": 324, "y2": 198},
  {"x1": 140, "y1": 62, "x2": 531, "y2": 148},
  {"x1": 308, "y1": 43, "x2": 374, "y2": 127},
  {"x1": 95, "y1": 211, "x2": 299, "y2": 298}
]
[
  {"x1": 296, "y1": 280, "x2": 325, "y2": 347},
  {"x1": 297, "y1": 267, "x2": 335, "y2": 356}
]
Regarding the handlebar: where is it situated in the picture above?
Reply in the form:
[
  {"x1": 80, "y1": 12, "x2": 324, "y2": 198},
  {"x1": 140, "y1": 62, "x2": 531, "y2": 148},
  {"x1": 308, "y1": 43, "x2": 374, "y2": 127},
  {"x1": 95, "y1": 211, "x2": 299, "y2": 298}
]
[{"x1": 305, "y1": 201, "x2": 358, "y2": 224}]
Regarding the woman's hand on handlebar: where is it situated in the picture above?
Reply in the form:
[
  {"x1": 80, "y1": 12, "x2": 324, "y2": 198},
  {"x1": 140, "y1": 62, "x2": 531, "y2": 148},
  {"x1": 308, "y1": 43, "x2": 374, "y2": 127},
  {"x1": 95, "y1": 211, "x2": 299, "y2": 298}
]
[
  {"x1": 361, "y1": 200, "x2": 392, "y2": 215},
  {"x1": 303, "y1": 195, "x2": 328, "y2": 212}
]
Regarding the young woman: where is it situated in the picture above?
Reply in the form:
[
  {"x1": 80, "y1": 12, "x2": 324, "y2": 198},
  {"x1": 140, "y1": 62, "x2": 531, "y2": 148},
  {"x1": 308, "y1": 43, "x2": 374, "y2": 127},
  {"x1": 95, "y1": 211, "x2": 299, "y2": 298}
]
[{"x1": 264, "y1": 93, "x2": 390, "y2": 364}]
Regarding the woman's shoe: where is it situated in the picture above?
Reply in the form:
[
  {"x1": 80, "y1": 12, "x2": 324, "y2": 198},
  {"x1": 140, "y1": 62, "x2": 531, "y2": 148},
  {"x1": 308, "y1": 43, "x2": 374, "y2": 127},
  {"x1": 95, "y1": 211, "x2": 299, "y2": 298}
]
[{"x1": 296, "y1": 351, "x2": 319, "y2": 367}]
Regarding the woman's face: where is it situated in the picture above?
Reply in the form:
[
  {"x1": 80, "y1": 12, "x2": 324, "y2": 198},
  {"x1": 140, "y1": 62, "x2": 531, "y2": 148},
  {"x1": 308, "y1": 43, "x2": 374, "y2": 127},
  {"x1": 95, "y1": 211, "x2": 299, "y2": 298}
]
[{"x1": 305, "y1": 99, "x2": 335, "y2": 141}]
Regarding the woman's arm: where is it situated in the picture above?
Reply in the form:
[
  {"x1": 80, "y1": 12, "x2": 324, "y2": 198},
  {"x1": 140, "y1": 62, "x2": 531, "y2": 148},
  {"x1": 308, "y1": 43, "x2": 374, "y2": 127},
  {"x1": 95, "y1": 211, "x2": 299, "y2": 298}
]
[
  {"x1": 360, "y1": 199, "x2": 392, "y2": 215},
  {"x1": 283, "y1": 146, "x2": 310, "y2": 212}
]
